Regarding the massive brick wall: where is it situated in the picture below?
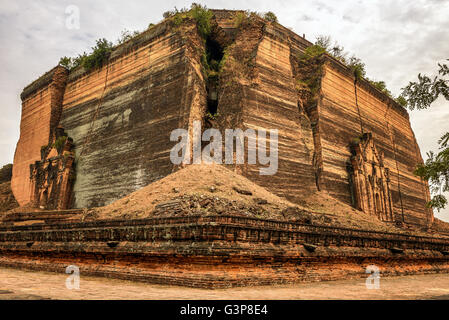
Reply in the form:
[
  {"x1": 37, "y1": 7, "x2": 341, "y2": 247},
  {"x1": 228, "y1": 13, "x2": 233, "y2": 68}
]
[
  {"x1": 12, "y1": 10, "x2": 433, "y2": 229},
  {"x1": 215, "y1": 16, "x2": 318, "y2": 203},
  {"x1": 318, "y1": 60, "x2": 433, "y2": 226},
  {"x1": 213, "y1": 14, "x2": 432, "y2": 227},
  {"x1": 12, "y1": 66, "x2": 68, "y2": 206},
  {"x1": 59, "y1": 21, "x2": 206, "y2": 208}
]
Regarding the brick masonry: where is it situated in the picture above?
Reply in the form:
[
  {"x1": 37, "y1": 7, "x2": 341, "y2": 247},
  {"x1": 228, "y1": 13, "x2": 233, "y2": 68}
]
[
  {"x1": 11, "y1": 10, "x2": 434, "y2": 228},
  {"x1": 1, "y1": 215, "x2": 449, "y2": 288}
]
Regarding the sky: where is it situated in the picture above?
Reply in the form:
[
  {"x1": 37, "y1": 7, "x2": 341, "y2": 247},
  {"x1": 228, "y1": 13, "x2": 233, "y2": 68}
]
[{"x1": 0, "y1": 0, "x2": 448, "y2": 219}]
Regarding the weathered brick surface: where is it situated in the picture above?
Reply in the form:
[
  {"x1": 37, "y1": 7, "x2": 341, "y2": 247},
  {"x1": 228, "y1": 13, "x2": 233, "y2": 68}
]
[
  {"x1": 60, "y1": 21, "x2": 206, "y2": 208},
  {"x1": 318, "y1": 60, "x2": 433, "y2": 228},
  {"x1": 1, "y1": 215, "x2": 449, "y2": 288},
  {"x1": 12, "y1": 66, "x2": 68, "y2": 206},
  {"x1": 10, "y1": 9, "x2": 437, "y2": 274}
]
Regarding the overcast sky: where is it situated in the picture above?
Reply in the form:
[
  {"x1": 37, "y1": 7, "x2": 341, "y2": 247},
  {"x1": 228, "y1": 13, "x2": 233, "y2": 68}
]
[{"x1": 0, "y1": 0, "x2": 448, "y2": 220}]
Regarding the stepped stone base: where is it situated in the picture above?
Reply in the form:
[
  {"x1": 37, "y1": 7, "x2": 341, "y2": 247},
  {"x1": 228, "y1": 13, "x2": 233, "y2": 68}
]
[
  {"x1": 1, "y1": 209, "x2": 83, "y2": 225},
  {"x1": 1, "y1": 215, "x2": 449, "y2": 288}
]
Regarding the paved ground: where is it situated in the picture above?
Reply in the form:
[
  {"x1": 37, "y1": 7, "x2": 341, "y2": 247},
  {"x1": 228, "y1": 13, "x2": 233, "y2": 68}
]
[{"x1": 0, "y1": 267, "x2": 449, "y2": 300}]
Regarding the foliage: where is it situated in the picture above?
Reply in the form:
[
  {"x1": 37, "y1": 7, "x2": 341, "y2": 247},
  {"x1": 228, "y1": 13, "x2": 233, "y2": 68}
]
[
  {"x1": 367, "y1": 79, "x2": 392, "y2": 97},
  {"x1": 395, "y1": 95, "x2": 407, "y2": 107},
  {"x1": 414, "y1": 132, "x2": 449, "y2": 211},
  {"x1": 298, "y1": 44, "x2": 326, "y2": 62},
  {"x1": 58, "y1": 56, "x2": 75, "y2": 70},
  {"x1": 263, "y1": 11, "x2": 278, "y2": 23},
  {"x1": 81, "y1": 38, "x2": 113, "y2": 71},
  {"x1": 190, "y1": 3, "x2": 213, "y2": 38},
  {"x1": 117, "y1": 29, "x2": 141, "y2": 44},
  {"x1": 299, "y1": 35, "x2": 405, "y2": 107},
  {"x1": 53, "y1": 136, "x2": 67, "y2": 152},
  {"x1": 59, "y1": 38, "x2": 113, "y2": 72},
  {"x1": 312, "y1": 35, "x2": 367, "y2": 81},
  {"x1": 402, "y1": 60, "x2": 449, "y2": 211},
  {"x1": 401, "y1": 59, "x2": 449, "y2": 110},
  {"x1": 218, "y1": 46, "x2": 231, "y2": 71},
  {"x1": 163, "y1": 10, "x2": 175, "y2": 19},
  {"x1": 315, "y1": 35, "x2": 347, "y2": 63},
  {"x1": 163, "y1": 3, "x2": 213, "y2": 39},
  {"x1": 347, "y1": 56, "x2": 366, "y2": 80},
  {"x1": 205, "y1": 111, "x2": 220, "y2": 120},
  {"x1": 0, "y1": 164, "x2": 12, "y2": 183},
  {"x1": 233, "y1": 11, "x2": 248, "y2": 28}
]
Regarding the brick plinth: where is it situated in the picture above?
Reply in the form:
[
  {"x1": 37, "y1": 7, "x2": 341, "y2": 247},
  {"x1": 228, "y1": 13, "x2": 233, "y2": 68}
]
[{"x1": 1, "y1": 215, "x2": 449, "y2": 288}]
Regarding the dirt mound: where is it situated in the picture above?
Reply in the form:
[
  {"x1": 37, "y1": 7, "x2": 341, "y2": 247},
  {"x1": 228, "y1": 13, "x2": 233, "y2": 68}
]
[
  {"x1": 89, "y1": 164, "x2": 439, "y2": 236},
  {"x1": 94, "y1": 164, "x2": 293, "y2": 220},
  {"x1": 0, "y1": 182, "x2": 19, "y2": 213}
]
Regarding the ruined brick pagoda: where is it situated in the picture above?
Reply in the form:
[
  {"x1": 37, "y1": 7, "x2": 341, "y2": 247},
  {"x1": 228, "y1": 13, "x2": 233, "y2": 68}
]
[{"x1": 2, "y1": 9, "x2": 447, "y2": 288}]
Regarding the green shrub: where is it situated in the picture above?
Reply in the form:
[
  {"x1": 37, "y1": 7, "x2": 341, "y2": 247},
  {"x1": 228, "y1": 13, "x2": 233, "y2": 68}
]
[
  {"x1": 263, "y1": 11, "x2": 278, "y2": 23},
  {"x1": 53, "y1": 136, "x2": 67, "y2": 152},
  {"x1": 218, "y1": 47, "x2": 231, "y2": 71},
  {"x1": 163, "y1": 4, "x2": 212, "y2": 39},
  {"x1": 59, "y1": 38, "x2": 113, "y2": 72},
  {"x1": 233, "y1": 11, "x2": 248, "y2": 28},
  {"x1": 117, "y1": 29, "x2": 140, "y2": 44},
  {"x1": 314, "y1": 35, "x2": 347, "y2": 64},
  {"x1": 368, "y1": 79, "x2": 392, "y2": 97},
  {"x1": 190, "y1": 3, "x2": 213, "y2": 38},
  {"x1": 58, "y1": 56, "x2": 74, "y2": 70},
  {"x1": 395, "y1": 95, "x2": 407, "y2": 107},
  {"x1": 163, "y1": 10, "x2": 176, "y2": 19},
  {"x1": 347, "y1": 56, "x2": 366, "y2": 80},
  {"x1": 81, "y1": 38, "x2": 113, "y2": 71},
  {"x1": 206, "y1": 111, "x2": 219, "y2": 120},
  {"x1": 298, "y1": 44, "x2": 326, "y2": 62}
]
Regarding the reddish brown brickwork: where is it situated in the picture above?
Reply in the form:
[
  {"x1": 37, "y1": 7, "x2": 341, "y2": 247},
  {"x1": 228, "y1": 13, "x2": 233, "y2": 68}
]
[
  {"x1": 12, "y1": 66, "x2": 68, "y2": 206},
  {"x1": 8, "y1": 10, "x2": 441, "y2": 287},
  {"x1": 349, "y1": 132, "x2": 394, "y2": 222},
  {"x1": 30, "y1": 126, "x2": 75, "y2": 210},
  {"x1": 1, "y1": 215, "x2": 449, "y2": 288}
]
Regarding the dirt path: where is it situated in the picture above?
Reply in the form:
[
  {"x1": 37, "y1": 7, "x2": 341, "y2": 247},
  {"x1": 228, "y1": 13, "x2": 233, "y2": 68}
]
[{"x1": 1, "y1": 267, "x2": 449, "y2": 300}]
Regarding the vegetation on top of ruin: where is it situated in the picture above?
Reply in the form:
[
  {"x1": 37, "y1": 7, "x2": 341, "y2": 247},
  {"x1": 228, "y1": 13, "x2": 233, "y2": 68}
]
[
  {"x1": 231, "y1": 10, "x2": 278, "y2": 28},
  {"x1": 57, "y1": 5, "x2": 279, "y2": 77},
  {"x1": 116, "y1": 29, "x2": 141, "y2": 45},
  {"x1": 263, "y1": 12, "x2": 278, "y2": 23},
  {"x1": 163, "y1": 3, "x2": 213, "y2": 39},
  {"x1": 304, "y1": 35, "x2": 407, "y2": 107},
  {"x1": 295, "y1": 44, "x2": 326, "y2": 108},
  {"x1": 402, "y1": 59, "x2": 449, "y2": 211},
  {"x1": 59, "y1": 38, "x2": 113, "y2": 72}
]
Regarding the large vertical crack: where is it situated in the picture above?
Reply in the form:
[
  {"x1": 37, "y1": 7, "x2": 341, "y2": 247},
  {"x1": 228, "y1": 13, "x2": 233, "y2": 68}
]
[
  {"x1": 353, "y1": 79, "x2": 364, "y2": 135},
  {"x1": 383, "y1": 103, "x2": 405, "y2": 224},
  {"x1": 290, "y1": 51, "x2": 325, "y2": 192}
]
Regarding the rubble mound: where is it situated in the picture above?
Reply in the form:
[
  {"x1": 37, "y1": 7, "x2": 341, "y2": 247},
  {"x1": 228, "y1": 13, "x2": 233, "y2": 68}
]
[
  {"x1": 94, "y1": 164, "x2": 292, "y2": 220},
  {"x1": 90, "y1": 164, "x2": 434, "y2": 235}
]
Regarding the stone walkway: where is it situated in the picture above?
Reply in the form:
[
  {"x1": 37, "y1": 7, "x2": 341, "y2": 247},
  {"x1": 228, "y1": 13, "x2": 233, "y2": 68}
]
[{"x1": 0, "y1": 267, "x2": 449, "y2": 300}]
